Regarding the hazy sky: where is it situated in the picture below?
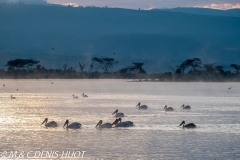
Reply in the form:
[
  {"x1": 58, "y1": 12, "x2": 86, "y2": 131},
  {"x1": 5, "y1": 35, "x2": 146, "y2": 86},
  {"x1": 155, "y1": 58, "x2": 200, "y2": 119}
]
[{"x1": 1, "y1": 0, "x2": 240, "y2": 9}]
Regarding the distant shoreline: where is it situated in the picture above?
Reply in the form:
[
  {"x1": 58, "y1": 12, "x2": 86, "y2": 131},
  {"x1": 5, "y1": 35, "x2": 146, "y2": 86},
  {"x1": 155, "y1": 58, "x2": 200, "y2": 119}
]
[{"x1": 1, "y1": 77, "x2": 239, "y2": 82}]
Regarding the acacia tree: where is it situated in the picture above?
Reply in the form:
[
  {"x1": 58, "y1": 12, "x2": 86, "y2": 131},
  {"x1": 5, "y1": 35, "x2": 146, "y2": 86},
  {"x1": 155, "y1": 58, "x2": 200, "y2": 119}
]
[
  {"x1": 6, "y1": 59, "x2": 40, "y2": 70},
  {"x1": 119, "y1": 62, "x2": 146, "y2": 74},
  {"x1": 130, "y1": 62, "x2": 146, "y2": 74},
  {"x1": 176, "y1": 58, "x2": 202, "y2": 74},
  {"x1": 92, "y1": 57, "x2": 118, "y2": 73},
  {"x1": 176, "y1": 61, "x2": 187, "y2": 74},
  {"x1": 190, "y1": 58, "x2": 202, "y2": 71}
]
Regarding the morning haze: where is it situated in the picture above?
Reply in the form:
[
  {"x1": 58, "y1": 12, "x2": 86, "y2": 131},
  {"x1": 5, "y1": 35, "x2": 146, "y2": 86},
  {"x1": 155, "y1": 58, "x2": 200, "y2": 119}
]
[{"x1": 0, "y1": 2, "x2": 240, "y2": 72}]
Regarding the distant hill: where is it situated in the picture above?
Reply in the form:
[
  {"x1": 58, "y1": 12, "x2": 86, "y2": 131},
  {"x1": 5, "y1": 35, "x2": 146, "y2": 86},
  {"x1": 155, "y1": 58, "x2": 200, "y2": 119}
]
[
  {"x1": 157, "y1": 7, "x2": 240, "y2": 17},
  {"x1": 0, "y1": 3, "x2": 240, "y2": 72}
]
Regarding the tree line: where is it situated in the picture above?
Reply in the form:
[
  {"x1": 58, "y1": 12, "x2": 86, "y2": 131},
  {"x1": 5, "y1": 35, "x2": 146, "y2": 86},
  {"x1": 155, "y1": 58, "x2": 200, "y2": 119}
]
[{"x1": 0, "y1": 57, "x2": 239, "y2": 81}]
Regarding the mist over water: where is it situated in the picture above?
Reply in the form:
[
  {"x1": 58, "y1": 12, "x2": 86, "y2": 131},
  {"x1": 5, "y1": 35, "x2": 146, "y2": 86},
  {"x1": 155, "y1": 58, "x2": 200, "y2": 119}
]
[{"x1": 0, "y1": 79, "x2": 239, "y2": 159}]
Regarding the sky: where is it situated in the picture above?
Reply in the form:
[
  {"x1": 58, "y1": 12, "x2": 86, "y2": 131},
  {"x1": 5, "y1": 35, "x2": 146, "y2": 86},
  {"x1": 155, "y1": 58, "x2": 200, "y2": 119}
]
[{"x1": 0, "y1": 0, "x2": 240, "y2": 10}]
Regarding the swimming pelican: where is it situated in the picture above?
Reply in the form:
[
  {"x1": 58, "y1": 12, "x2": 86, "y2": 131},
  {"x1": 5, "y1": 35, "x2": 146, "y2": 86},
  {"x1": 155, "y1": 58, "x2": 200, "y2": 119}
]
[
  {"x1": 112, "y1": 109, "x2": 124, "y2": 117},
  {"x1": 136, "y1": 102, "x2": 148, "y2": 109},
  {"x1": 82, "y1": 93, "x2": 88, "y2": 97},
  {"x1": 41, "y1": 118, "x2": 58, "y2": 127},
  {"x1": 95, "y1": 120, "x2": 112, "y2": 128},
  {"x1": 181, "y1": 104, "x2": 191, "y2": 109},
  {"x1": 10, "y1": 95, "x2": 16, "y2": 99},
  {"x1": 228, "y1": 86, "x2": 231, "y2": 90},
  {"x1": 164, "y1": 105, "x2": 174, "y2": 111},
  {"x1": 72, "y1": 94, "x2": 78, "y2": 98},
  {"x1": 179, "y1": 121, "x2": 196, "y2": 128},
  {"x1": 63, "y1": 119, "x2": 81, "y2": 129},
  {"x1": 112, "y1": 118, "x2": 134, "y2": 127}
]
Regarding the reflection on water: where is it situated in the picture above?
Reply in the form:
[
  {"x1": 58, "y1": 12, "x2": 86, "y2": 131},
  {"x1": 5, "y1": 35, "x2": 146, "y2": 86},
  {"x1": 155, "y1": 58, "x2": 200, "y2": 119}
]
[{"x1": 0, "y1": 79, "x2": 240, "y2": 159}]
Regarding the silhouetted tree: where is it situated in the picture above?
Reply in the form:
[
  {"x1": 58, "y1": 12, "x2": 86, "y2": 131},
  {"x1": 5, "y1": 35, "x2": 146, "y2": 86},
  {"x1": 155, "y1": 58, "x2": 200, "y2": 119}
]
[
  {"x1": 176, "y1": 58, "x2": 202, "y2": 74},
  {"x1": 119, "y1": 62, "x2": 146, "y2": 74},
  {"x1": 130, "y1": 62, "x2": 146, "y2": 74},
  {"x1": 92, "y1": 57, "x2": 118, "y2": 73},
  {"x1": 79, "y1": 62, "x2": 85, "y2": 73},
  {"x1": 5, "y1": 59, "x2": 40, "y2": 71},
  {"x1": 230, "y1": 64, "x2": 240, "y2": 73},
  {"x1": 176, "y1": 62, "x2": 187, "y2": 74},
  {"x1": 203, "y1": 63, "x2": 216, "y2": 74},
  {"x1": 215, "y1": 65, "x2": 225, "y2": 74},
  {"x1": 190, "y1": 58, "x2": 202, "y2": 71},
  {"x1": 175, "y1": 67, "x2": 182, "y2": 74}
]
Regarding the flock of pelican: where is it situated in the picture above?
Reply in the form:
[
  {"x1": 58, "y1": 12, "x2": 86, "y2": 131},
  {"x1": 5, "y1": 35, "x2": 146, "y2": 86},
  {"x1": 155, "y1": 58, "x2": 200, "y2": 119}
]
[
  {"x1": 8, "y1": 88, "x2": 195, "y2": 129},
  {"x1": 163, "y1": 104, "x2": 195, "y2": 128},
  {"x1": 41, "y1": 108, "x2": 134, "y2": 129},
  {"x1": 41, "y1": 116, "x2": 133, "y2": 129},
  {"x1": 41, "y1": 102, "x2": 196, "y2": 129},
  {"x1": 4, "y1": 82, "x2": 196, "y2": 129},
  {"x1": 7, "y1": 82, "x2": 236, "y2": 130}
]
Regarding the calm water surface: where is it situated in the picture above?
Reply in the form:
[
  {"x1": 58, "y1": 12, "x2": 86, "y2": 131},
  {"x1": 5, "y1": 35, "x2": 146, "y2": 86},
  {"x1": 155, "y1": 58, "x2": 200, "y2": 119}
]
[{"x1": 0, "y1": 79, "x2": 239, "y2": 160}]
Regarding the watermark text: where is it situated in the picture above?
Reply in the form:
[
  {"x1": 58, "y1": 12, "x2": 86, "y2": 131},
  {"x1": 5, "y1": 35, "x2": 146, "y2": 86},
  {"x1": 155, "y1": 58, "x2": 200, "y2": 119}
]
[{"x1": 0, "y1": 151, "x2": 86, "y2": 159}]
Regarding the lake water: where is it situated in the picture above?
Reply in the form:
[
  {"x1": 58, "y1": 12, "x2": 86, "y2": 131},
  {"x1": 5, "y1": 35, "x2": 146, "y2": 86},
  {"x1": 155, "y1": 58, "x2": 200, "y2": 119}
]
[{"x1": 0, "y1": 79, "x2": 239, "y2": 160}]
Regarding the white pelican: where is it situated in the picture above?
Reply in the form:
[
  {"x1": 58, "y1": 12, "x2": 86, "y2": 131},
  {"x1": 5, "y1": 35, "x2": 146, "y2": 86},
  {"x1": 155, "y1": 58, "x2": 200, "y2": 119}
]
[
  {"x1": 95, "y1": 120, "x2": 112, "y2": 128},
  {"x1": 82, "y1": 93, "x2": 88, "y2": 97},
  {"x1": 179, "y1": 121, "x2": 196, "y2": 128},
  {"x1": 72, "y1": 94, "x2": 78, "y2": 98},
  {"x1": 63, "y1": 119, "x2": 81, "y2": 129},
  {"x1": 112, "y1": 109, "x2": 124, "y2": 117},
  {"x1": 112, "y1": 118, "x2": 133, "y2": 127},
  {"x1": 10, "y1": 95, "x2": 16, "y2": 99},
  {"x1": 164, "y1": 105, "x2": 174, "y2": 111},
  {"x1": 136, "y1": 102, "x2": 148, "y2": 109},
  {"x1": 228, "y1": 86, "x2": 231, "y2": 90},
  {"x1": 181, "y1": 104, "x2": 191, "y2": 109},
  {"x1": 41, "y1": 118, "x2": 58, "y2": 127}
]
